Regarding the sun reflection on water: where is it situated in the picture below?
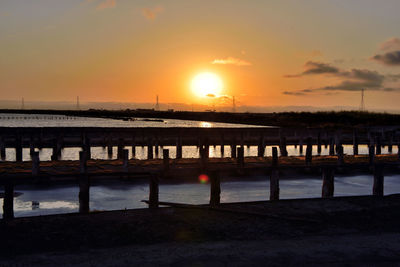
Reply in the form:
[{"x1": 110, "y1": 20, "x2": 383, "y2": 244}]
[{"x1": 199, "y1": 122, "x2": 212, "y2": 128}]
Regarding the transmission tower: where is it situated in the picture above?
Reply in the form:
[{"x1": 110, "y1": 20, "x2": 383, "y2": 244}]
[
  {"x1": 155, "y1": 95, "x2": 160, "y2": 111},
  {"x1": 232, "y1": 96, "x2": 236, "y2": 113},
  {"x1": 21, "y1": 97, "x2": 25, "y2": 110},
  {"x1": 360, "y1": 89, "x2": 365, "y2": 112},
  {"x1": 76, "y1": 96, "x2": 80, "y2": 110}
]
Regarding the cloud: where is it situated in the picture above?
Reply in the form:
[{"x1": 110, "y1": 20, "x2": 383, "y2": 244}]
[
  {"x1": 283, "y1": 61, "x2": 400, "y2": 95},
  {"x1": 97, "y1": 0, "x2": 116, "y2": 10},
  {"x1": 141, "y1": 6, "x2": 163, "y2": 20},
  {"x1": 284, "y1": 61, "x2": 339, "y2": 78},
  {"x1": 386, "y1": 74, "x2": 400, "y2": 82},
  {"x1": 211, "y1": 57, "x2": 252, "y2": 66},
  {"x1": 283, "y1": 89, "x2": 312, "y2": 96},
  {"x1": 370, "y1": 37, "x2": 400, "y2": 66},
  {"x1": 371, "y1": 51, "x2": 400, "y2": 66},
  {"x1": 379, "y1": 37, "x2": 400, "y2": 51}
]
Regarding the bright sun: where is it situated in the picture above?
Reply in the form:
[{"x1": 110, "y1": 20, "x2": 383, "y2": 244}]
[{"x1": 191, "y1": 72, "x2": 223, "y2": 98}]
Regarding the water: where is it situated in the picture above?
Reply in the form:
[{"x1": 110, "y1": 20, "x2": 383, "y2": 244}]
[
  {"x1": 0, "y1": 113, "x2": 266, "y2": 128},
  {"x1": 1, "y1": 174, "x2": 400, "y2": 218}
]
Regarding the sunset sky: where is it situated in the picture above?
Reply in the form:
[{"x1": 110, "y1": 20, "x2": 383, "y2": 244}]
[{"x1": 1, "y1": 0, "x2": 400, "y2": 110}]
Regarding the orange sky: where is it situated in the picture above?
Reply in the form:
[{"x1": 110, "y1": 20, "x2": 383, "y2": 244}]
[{"x1": 1, "y1": 0, "x2": 400, "y2": 110}]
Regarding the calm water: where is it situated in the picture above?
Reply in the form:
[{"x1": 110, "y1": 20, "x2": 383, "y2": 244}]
[
  {"x1": 0, "y1": 113, "x2": 267, "y2": 128},
  {"x1": 1, "y1": 174, "x2": 400, "y2": 218}
]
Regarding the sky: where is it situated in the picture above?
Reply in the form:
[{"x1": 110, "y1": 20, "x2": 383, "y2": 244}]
[{"x1": 1, "y1": 0, "x2": 400, "y2": 111}]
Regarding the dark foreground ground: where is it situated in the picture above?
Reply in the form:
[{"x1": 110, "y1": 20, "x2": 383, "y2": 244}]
[{"x1": 1, "y1": 195, "x2": 400, "y2": 266}]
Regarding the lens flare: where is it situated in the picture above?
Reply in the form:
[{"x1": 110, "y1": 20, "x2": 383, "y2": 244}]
[{"x1": 198, "y1": 174, "x2": 209, "y2": 184}]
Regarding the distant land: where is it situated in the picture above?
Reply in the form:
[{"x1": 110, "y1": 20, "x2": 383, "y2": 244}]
[
  {"x1": 0, "y1": 99, "x2": 400, "y2": 114},
  {"x1": 1, "y1": 108, "x2": 400, "y2": 128}
]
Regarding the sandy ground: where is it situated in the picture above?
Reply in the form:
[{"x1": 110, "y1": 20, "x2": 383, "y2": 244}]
[
  {"x1": 1, "y1": 195, "x2": 400, "y2": 266},
  {"x1": 2, "y1": 234, "x2": 400, "y2": 266}
]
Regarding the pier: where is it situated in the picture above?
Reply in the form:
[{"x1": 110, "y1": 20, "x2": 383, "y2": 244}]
[
  {"x1": 1, "y1": 126, "x2": 400, "y2": 219},
  {"x1": 0, "y1": 126, "x2": 399, "y2": 161}
]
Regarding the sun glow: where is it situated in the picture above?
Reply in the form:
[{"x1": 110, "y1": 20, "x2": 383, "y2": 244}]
[{"x1": 191, "y1": 72, "x2": 223, "y2": 98}]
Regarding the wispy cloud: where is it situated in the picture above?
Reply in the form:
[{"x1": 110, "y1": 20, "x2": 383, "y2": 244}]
[
  {"x1": 211, "y1": 57, "x2": 252, "y2": 66},
  {"x1": 283, "y1": 61, "x2": 400, "y2": 95},
  {"x1": 141, "y1": 6, "x2": 163, "y2": 20},
  {"x1": 379, "y1": 37, "x2": 400, "y2": 51},
  {"x1": 97, "y1": 0, "x2": 116, "y2": 10}
]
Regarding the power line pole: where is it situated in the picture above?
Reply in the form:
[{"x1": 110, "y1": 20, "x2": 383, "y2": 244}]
[
  {"x1": 155, "y1": 95, "x2": 160, "y2": 111},
  {"x1": 360, "y1": 89, "x2": 365, "y2": 112},
  {"x1": 21, "y1": 97, "x2": 25, "y2": 110},
  {"x1": 232, "y1": 96, "x2": 236, "y2": 113},
  {"x1": 76, "y1": 96, "x2": 80, "y2": 110}
]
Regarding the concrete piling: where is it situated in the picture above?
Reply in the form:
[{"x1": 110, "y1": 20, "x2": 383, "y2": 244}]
[
  {"x1": 79, "y1": 175, "x2": 90, "y2": 214},
  {"x1": 79, "y1": 151, "x2": 87, "y2": 174},
  {"x1": 388, "y1": 132, "x2": 393, "y2": 153},
  {"x1": 15, "y1": 135, "x2": 22, "y2": 162},
  {"x1": 29, "y1": 136, "x2": 35, "y2": 156},
  {"x1": 237, "y1": 146, "x2": 244, "y2": 169},
  {"x1": 176, "y1": 137, "x2": 182, "y2": 159},
  {"x1": 270, "y1": 147, "x2": 279, "y2": 201},
  {"x1": 163, "y1": 149, "x2": 170, "y2": 171},
  {"x1": 305, "y1": 137, "x2": 312, "y2": 164},
  {"x1": 369, "y1": 145, "x2": 375, "y2": 166},
  {"x1": 131, "y1": 144, "x2": 136, "y2": 159},
  {"x1": 353, "y1": 130, "x2": 359, "y2": 156},
  {"x1": 317, "y1": 132, "x2": 322, "y2": 155},
  {"x1": 322, "y1": 167, "x2": 334, "y2": 198},
  {"x1": 279, "y1": 136, "x2": 288, "y2": 157},
  {"x1": 373, "y1": 164, "x2": 384, "y2": 196},
  {"x1": 337, "y1": 145, "x2": 344, "y2": 166},
  {"x1": 272, "y1": 147, "x2": 278, "y2": 167},
  {"x1": 329, "y1": 138, "x2": 335, "y2": 156},
  {"x1": 117, "y1": 138, "x2": 124, "y2": 160},
  {"x1": 231, "y1": 143, "x2": 237, "y2": 158},
  {"x1": 210, "y1": 171, "x2": 221, "y2": 206},
  {"x1": 32, "y1": 151, "x2": 40, "y2": 176},
  {"x1": 3, "y1": 179, "x2": 14, "y2": 220},
  {"x1": 299, "y1": 138, "x2": 304, "y2": 155},
  {"x1": 107, "y1": 136, "x2": 113, "y2": 156},
  {"x1": 0, "y1": 137, "x2": 6, "y2": 159},
  {"x1": 149, "y1": 174, "x2": 159, "y2": 209},
  {"x1": 122, "y1": 149, "x2": 129, "y2": 171},
  {"x1": 376, "y1": 136, "x2": 382, "y2": 155},
  {"x1": 220, "y1": 135, "x2": 225, "y2": 157},
  {"x1": 257, "y1": 136, "x2": 265, "y2": 157}
]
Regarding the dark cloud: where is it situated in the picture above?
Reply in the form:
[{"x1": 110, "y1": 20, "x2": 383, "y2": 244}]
[
  {"x1": 303, "y1": 61, "x2": 340, "y2": 75},
  {"x1": 284, "y1": 61, "x2": 339, "y2": 78},
  {"x1": 371, "y1": 51, "x2": 400, "y2": 66},
  {"x1": 382, "y1": 87, "x2": 400, "y2": 92},
  {"x1": 283, "y1": 61, "x2": 400, "y2": 95},
  {"x1": 283, "y1": 89, "x2": 313, "y2": 96}
]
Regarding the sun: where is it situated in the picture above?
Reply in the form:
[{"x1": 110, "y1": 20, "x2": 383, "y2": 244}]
[{"x1": 191, "y1": 72, "x2": 223, "y2": 98}]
